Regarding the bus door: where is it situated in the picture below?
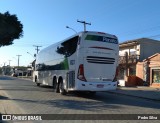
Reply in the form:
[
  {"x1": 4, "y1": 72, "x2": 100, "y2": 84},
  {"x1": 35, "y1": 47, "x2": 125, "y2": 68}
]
[
  {"x1": 66, "y1": 53, "x2": 77, "y2": 89},
  {"x1": 64, "y1": 36, "x2": 79, "y2": 90}
]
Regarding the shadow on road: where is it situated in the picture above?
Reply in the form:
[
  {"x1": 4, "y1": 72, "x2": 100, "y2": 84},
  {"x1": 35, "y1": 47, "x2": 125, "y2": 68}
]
[
  {"x1": 0, "y1": 75, "x2": 160, "y2": 112},
  {"x1": 0, "y1": 83, "x2": 53, "y2": 92},
  {"x1": 0, "y1": 95, "x2": 9, "y2": 100},
  {"x1": 2, "y1": 91, "x2": 160, "y2": 112},
  {"x1": 10, "y1": 98, "x2": 121, "y2": 111},
  {"x1": 0, "y1": 76, "x2": 15, "y2": 80}
]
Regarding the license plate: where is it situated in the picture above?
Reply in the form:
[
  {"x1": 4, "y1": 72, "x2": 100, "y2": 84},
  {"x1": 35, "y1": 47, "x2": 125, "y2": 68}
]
[{"x1": 97, "y1": 84, "x2": 104, "y2": 88}]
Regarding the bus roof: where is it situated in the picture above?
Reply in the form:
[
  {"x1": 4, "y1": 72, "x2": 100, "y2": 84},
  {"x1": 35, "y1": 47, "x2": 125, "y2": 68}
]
[{"x1": 39, "y1": 31, "x2": 118, "y2": 53}]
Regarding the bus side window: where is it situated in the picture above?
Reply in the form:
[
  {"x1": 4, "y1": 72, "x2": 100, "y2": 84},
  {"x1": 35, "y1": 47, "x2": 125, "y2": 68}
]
[
  {"x1": 56, "y1": 36, "x2": 79, "y2": 57},
  {"x1": 36, "y1": 64, "x2": 45, "y2": 71}
]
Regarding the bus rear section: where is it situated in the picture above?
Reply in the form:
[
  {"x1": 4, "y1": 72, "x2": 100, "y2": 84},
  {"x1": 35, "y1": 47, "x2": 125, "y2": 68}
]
[{"x1": 76, "y1": 32, "x2": 119, "y2": 91}]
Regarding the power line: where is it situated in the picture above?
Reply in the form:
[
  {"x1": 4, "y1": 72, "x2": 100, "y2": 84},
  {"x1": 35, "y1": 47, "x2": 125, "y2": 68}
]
[
  {"x1": 146, "y1": 34, "x2": 160, "y2": 39},
  {"x1": 118, "y1": 24, "x2": 160, "y2": 37},
  {"x1": 125, "y1": 26, "x2": 160, "y2": 36},
  {"x1": 11, "y1": 44, "x2": 50, "y2": 47}
]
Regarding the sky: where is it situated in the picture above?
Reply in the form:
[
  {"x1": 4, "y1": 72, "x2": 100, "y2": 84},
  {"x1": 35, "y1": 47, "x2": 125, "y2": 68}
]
[{"x1": 0, "y1": 0, "x2": 160, "y2": 66}]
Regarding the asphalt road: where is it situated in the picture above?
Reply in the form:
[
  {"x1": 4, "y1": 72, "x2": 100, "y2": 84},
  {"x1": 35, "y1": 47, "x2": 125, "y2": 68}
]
[{"x1": 0, "y1": 76, "x2": 160, "y2": 123}]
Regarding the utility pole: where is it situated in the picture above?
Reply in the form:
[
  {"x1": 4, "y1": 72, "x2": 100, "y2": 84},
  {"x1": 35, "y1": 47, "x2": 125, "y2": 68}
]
[
  {"x1": 16, "y1": 55, "x2": 22, "y2": 67},
  {"x1": 33, "y1": 45, "x2": 42, "y2": 54},
  {"x1": 77, "y1": 20, "x2": 91, "y2": 31},
  {"x1": 8, "y1": 60, "x2": 11, "y2": 66},
  {"x1": 3, "y1": 62, "x2": 6, "y2": 75}
]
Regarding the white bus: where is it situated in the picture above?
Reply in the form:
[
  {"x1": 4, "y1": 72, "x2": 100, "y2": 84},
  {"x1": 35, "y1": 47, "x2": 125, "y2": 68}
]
[{"x1": 33, "y1": 31, "x2": 119, "y2": 95}]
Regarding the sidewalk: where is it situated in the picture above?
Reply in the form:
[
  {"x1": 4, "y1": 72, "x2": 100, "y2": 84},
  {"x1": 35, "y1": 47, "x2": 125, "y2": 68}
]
[{"x1": 109, "y1": 86, "x2": 160, "y2": 101}]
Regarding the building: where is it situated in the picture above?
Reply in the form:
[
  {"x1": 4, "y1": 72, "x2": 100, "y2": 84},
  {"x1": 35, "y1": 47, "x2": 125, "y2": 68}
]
[
  {"x1": 118, "y1": 38, "x2": 160, "y2": 86},
  {"x1": 140, "y1": 53, "x2": 160, "y2": 87}
]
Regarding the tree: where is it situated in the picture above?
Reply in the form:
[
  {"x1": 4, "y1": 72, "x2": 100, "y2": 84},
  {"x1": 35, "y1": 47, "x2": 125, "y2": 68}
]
[{"x1": 0, "y1": 11, "x2": 23, "y2": 47}]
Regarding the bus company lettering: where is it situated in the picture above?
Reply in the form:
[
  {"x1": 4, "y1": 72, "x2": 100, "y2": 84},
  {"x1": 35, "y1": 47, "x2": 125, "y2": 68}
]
[{"x1": 103, "y1": 37, "x2": 118, "y2": 44}]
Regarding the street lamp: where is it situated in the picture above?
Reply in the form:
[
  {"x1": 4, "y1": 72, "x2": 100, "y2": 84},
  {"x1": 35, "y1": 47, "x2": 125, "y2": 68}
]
[
  {"x1": 27, "y1": 52, "x2": 35, "y2": 58},
  {"x1": 66, "y1": 26, "x2": 77, "y2": 34}
]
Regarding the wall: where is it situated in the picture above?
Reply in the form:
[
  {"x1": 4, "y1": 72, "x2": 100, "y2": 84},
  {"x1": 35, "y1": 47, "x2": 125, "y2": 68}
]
[
  {"x1": 119, "y1": 46, "x2": 137, "y2": 56},
  {"x1": 136, "y1": 62, "x2": 144, "y2": 79}
]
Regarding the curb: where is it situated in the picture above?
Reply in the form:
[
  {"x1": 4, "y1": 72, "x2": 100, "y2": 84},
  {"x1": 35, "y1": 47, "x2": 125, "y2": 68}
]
[{"x1": 108, "y1": 90, "x2": 160, "y2": 102}]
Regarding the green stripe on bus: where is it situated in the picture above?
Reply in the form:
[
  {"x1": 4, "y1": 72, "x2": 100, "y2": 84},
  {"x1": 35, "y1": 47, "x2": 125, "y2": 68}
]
[{"x1": 63, "y1": 58, "x2": 69, "y2": 70}]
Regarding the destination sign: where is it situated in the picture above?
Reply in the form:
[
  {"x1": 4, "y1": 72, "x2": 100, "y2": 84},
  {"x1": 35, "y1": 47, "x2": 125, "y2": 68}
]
[{"x1": 85, "y1": 35, "x2": 118, "y2": 44}]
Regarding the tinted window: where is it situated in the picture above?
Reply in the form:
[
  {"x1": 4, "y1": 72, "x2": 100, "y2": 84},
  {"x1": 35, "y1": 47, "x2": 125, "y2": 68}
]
[
  {"x1": 36, "y1": 64, "x2": 45, "y2": 71},
  {"x1": 35, "y1": 36, "x2": 79, "y2": 71},
  {"x1": 56, "y1": 36, "x2": 78, "y2": 57}
]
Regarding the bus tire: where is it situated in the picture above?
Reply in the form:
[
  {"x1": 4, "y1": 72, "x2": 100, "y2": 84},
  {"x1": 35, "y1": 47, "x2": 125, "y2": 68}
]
[
  {"x1": 35, "y1": 76, "x2": 40, "y2": 86},
  {"x1": 35, "y1": 76, "x2": 37, "y2": 82},
  {"x1": 36, "y1": 83, "x2": 40, "y2": 86},
  {"x1": 55, "y1": 84, "x2": 59, "y2": 93},
  {"x1": 53, "y1": 77, "x2": 57, "y2": 91},
  {"x1": 59, "y1": 79, "x2": 66, "y2": 95}
]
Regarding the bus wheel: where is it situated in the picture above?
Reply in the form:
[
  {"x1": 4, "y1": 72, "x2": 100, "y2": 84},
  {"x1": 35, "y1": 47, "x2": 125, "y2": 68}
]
[
  {"x1": 59, "y1": 80, "x2": 66, "y2": 95},
  {"x1": 36, "y1": 83, "x2": 40, "y2": 86},
  {"x1": 35, "y1": 76, "x2": 40, "y2": 86},
  {"x1": 53, "y1": 77, "x2": 57, "y2": 91},
  {"x1": 55, "y1": 84, "x2": 59, "y2": 93}
]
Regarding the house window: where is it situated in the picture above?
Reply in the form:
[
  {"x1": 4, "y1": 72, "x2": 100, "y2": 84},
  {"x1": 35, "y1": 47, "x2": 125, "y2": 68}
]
[
  {"x1": 117, "y1": 67, "x2": 125, "y2": 79},
  {"x1": 152, "y1": 69, "x2": 160, "y2": 83},
  {"x1": 130, "y1": 49, "x2": 136, "y2": 55}
]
